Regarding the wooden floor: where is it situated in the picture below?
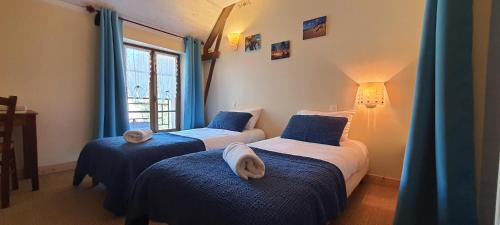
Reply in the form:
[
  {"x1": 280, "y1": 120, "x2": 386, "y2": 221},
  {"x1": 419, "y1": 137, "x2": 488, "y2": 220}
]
[
  {"x1": 0, "y1": 170, "x2": 399, "y2": 225},
  {"x1": 329, "y1": 177, "x2": 399, "y2": 225}
]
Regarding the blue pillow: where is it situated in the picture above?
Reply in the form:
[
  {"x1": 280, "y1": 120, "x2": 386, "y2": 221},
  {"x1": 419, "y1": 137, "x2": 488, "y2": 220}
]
[
  {"x1": 281, "y1": 115, "x2": 348, "y2": 146},
  {"x1": 208, "y1": 111, "x2": 253, "y2": 132}
]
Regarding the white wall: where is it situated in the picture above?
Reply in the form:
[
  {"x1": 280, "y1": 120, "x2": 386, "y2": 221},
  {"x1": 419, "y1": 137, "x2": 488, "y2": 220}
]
[{"x1": 206, "y1": 0, "x2": 424, "y2": 178}]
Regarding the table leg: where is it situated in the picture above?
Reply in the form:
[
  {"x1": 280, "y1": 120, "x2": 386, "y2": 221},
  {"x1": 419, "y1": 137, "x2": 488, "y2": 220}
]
[
  {"x1": 22, "y1": 116, "x2": 39, "y2": 191},
  {"x1": 1, "y1": 147, "x2": 11, "y2": 208}
]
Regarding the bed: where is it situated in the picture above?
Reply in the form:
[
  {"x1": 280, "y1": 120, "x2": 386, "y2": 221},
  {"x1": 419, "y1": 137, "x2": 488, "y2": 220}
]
[
  {"x1": 73, "y1": 127, "x2": 265, "y2": 216},
  {"x1": 124, "y1": 137, "x2": 369, "y2": 225}
]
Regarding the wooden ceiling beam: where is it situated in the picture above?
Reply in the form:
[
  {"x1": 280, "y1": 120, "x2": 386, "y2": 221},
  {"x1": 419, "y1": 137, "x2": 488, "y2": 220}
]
[{"x1": 203, "y1": 4, "x2": 235, "y2": 56}]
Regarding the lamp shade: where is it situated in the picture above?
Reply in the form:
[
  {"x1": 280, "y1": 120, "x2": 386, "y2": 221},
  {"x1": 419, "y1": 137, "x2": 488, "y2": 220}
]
[
  {"x1": 227, "y1": 32, "x2": 241, "y2": 50},
  {"x1": 356, "y1": 82, "x2": 386, "y2": 108}
]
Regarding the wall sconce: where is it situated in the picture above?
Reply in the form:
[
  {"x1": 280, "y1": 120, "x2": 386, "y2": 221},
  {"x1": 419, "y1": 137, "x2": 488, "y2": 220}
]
[
  {"x1": 227, "y1": 32, "x2": 242, "y2": 50},
  {"x1": 356, "y1": 82, "x2": 386, "y2": 108}
]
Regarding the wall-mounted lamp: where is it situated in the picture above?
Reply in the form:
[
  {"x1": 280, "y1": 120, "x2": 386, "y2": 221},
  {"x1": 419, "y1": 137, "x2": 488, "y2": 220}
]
[
  {"x1": 227, "y1": 32, "x2": 242, "y2": 50},
  {"x1": 356, "y1": 82, "x2": 386, "y2": 108}
]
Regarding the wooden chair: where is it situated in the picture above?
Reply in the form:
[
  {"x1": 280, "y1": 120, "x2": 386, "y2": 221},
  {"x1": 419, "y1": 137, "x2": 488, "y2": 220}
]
[{"x1": 0, "y1": 96, "x2": 19, "y2": 208}]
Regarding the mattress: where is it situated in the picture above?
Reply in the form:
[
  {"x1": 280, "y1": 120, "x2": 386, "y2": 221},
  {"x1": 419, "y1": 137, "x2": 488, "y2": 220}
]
[
  {"x1": 249, "y1": 137, "x2": 369, "y2": 195},
  {"x1": 346, "y1": 158, "x2": 369, "y2": 197},
  {"x1": 172, "y1": 128, "x2": 266, "y2": 150}
]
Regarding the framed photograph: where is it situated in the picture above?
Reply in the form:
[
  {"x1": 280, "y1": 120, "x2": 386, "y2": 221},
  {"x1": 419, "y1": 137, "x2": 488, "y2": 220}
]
[
  {"x1": 303, "y1": 16, "x2": 327, "y2": 40},
  {"x1": 245, "y1": 34, "x2": 262, "y2": 52},
  {"x1": 271, "y1": 41, "x2": 290, "y2": 60}
]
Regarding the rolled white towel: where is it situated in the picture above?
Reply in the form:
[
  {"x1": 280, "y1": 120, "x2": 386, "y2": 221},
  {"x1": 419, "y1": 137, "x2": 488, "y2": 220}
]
[
  {"x1": 223, "y1": 142, "x2": 265, "y2": 180},
  {"x1": 123, "y1": 129, "x2": 153, "y2": 143}
]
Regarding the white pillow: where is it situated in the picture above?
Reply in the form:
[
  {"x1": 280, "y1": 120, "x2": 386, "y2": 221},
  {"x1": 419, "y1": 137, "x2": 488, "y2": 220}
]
[
  {"x1": 233, "y1": 108, "x2": 263, "y2": 130},
  {"x1": 297, "y1": 109, "x2": 356, "y2": 140}
]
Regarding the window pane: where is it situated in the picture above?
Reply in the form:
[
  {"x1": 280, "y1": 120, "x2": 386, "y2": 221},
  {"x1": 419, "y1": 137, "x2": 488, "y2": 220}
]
[
  {"x1": 156, "y1": 53, "x2": 178, "y2": 130},
  {"x1": 125, "y1": 46, "x2": 152, "y2": 130}
]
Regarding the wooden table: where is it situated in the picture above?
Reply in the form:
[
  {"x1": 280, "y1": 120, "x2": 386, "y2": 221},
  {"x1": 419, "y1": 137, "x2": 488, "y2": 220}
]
[{"x1": 12, "y1": 110, "x2": 39, "y2": 191}]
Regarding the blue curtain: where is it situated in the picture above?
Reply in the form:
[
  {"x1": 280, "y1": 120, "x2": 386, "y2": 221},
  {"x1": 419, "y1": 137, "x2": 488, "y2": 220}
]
[
  {"x1": 96, "y1": 9, "x2": 129, "y2": 138},
  {"x1": 394, "y1": 0, "x2": 477, "y2": 225},
  {"x1": 182, "y1": 37, "x2": 205, "y2": 129}
]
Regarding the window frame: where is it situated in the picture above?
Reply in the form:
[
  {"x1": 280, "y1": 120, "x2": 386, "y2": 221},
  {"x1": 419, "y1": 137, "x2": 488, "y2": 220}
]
[{"x1": 124, "y1": 42, "x2": 181, "y2": 132}]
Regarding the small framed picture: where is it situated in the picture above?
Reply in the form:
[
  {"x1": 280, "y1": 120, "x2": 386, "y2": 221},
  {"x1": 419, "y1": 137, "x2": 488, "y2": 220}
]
[
  {"x1": 245, "y1": 34, "x2": 262, "y2": 52},
  {"x1": 271, "y1": 41, "x2": 290, "y2": 60},
  {"x1": 303, "y1": 16, "x2": 327, "y2": 40}
]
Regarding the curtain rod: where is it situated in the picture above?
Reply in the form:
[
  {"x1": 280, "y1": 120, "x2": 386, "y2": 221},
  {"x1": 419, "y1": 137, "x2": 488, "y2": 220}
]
[{"x1": 85, "y1": 5, "x2": 185, "y2": 40}]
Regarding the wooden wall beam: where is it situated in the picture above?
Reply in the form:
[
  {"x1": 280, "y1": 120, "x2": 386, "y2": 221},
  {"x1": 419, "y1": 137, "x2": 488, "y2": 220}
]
[
  {"x1": 201, "y1": 51, "x2": 220, "y2": 61},
  {"x1": 204, "y1": 31, "x2": 224, "y2": 104},
  {"x1": 203, "y1": 4, "x2": 235, "y2": 104}
]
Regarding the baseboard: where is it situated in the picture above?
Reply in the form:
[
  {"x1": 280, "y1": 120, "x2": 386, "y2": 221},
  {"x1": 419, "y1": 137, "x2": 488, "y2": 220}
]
[
  {"x1": 34, "y1": 163, "x2": 403, "y2": 186},
  {"x1": 365, "y1": 174, "x2": 401, "y2": 188},
  {"x1": 38, "y1": 161, "x2": 77, "y2": 176}
]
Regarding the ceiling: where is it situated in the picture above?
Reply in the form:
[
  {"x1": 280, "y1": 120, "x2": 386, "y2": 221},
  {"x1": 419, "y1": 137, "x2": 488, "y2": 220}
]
[{"x1": 60, "y1": 0, "x2": 242, "y2": 39}]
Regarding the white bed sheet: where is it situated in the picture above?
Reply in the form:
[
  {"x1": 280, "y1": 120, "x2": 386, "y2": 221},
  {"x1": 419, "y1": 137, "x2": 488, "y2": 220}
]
[
  {"x1": 248, "y1": 137, "x2": 368, "y2": 181},
  {"x1": 172, "y1": 128, "x2": 266, "y2": 150}
]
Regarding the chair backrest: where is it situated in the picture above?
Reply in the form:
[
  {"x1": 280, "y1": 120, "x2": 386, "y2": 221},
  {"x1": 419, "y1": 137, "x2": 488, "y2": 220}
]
[{"x1": 0, "y1": 96, "x2": 17, "y2": 147}]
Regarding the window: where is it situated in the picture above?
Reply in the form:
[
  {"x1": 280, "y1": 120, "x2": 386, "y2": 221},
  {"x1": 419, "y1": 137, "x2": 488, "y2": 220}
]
[{"x1": 125, "y1": 43, "x2": 180, "y2": 131}]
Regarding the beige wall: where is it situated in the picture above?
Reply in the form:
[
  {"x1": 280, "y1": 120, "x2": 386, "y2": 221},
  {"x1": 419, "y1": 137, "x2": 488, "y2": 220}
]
[
  {"x1": 473, "y1": 0, "x2": 492, "y2": 186},
  {"x1": 123, "y1": 23, "x2": 184, "y2": 53},
  {"x1": 0, "y1": 0, "x2": 183, "y2": 167},
  {"x1": 206, "y1": 0, "x2": 424, "y2": 179},
  {"x1": 0, "y1": 0, "x2": 98, "y2": 167},
  {"x1": 0, "y1": 0, "x2": 489, "y2": 183},
  {"x1": 473, "y1": 0, "x2": 497, "y2": 223}
]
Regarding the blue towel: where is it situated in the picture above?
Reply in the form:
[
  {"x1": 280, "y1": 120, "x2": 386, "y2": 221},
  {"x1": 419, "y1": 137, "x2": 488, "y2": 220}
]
[
  {"x1": 73, "y1": 133, "x2": 206, "y2": 215},
  {"x1": 125, "y1": 148, "x2": 347, "y2": 225}
]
